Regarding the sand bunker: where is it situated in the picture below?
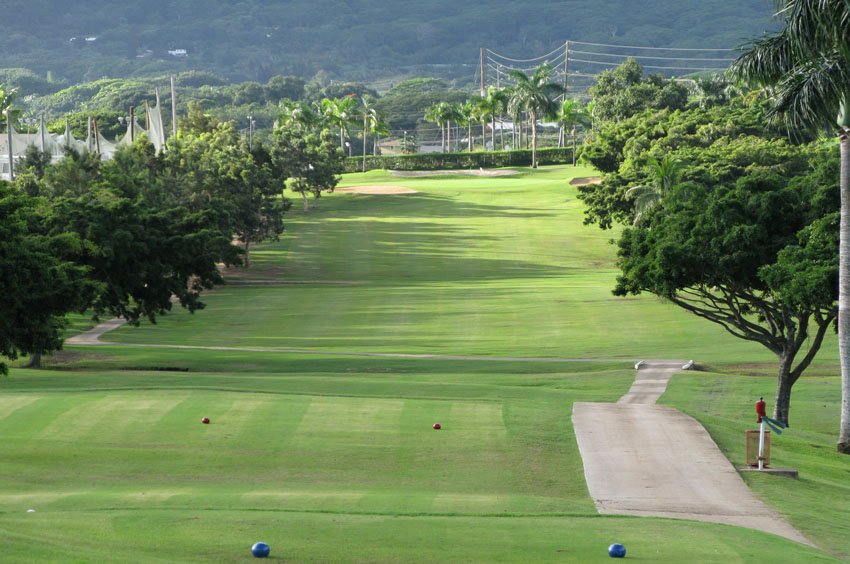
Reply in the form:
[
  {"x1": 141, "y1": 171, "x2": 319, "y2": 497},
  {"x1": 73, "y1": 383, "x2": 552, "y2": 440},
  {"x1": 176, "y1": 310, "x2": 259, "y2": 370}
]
[
  {"x1": 569, "y1": 176, "x2": 602, "y2": 186},
  {"x1": 336, "y1": 185, "x2": 418, "y2": 195}
]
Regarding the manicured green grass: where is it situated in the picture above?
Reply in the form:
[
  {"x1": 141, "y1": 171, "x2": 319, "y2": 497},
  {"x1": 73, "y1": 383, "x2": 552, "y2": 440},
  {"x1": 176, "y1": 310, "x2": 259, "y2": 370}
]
[
  {"x1": 1, "y1": 166, "x2": 846, "y2": 561},
  {"x1": 662, "y1": 366, "x2": 850, "y2": 560},
  {"x1": 100, "y1": 165, "x2": 801, "y2": 363},
  {"x1": 0, "y1": 365, "x2": 838, "y2": 562}
]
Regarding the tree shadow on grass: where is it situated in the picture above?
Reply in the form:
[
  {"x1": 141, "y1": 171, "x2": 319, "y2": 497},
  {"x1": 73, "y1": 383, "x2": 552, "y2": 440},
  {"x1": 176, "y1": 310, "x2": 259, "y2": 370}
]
[
  {"x1": 247, "y1": 218, "x2": 571, "y2": 283},
  {"x1": 318, "y1": 191, "x2": 561, "y2": 220}
]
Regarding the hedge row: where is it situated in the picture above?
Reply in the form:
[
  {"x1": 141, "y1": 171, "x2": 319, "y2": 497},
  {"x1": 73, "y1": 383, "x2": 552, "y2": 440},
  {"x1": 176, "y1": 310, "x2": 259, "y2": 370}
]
[{"x1": 343, "y1": 147, "x2": 575, "y2": 173}]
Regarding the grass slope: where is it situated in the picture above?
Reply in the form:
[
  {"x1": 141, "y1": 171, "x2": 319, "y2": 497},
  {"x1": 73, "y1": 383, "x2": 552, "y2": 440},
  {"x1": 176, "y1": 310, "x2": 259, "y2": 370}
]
[
  {"x1": 105, "y1": 166, "x2": 799, "y2": 363},
  {"x1": 0, "y1": 166, "x2": 846, "y2": 562}
]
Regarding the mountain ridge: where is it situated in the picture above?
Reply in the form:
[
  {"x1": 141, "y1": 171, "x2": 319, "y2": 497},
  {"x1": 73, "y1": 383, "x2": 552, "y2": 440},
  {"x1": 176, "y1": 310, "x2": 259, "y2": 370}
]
[{"x1": 2, "y1": 0, "x2": 777, "y2": 85}]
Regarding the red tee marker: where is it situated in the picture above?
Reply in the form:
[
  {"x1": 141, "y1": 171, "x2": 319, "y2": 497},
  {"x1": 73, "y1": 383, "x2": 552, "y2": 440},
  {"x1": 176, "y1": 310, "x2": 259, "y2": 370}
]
[
  {"x1": 755, "y1": 398, "x2": 766, "y2": 423},
  {"x1": 201, "y1": 417, "x2": 210, "y2": 424},
  {"x1": 432, "y1": 423, "x2": 441, "y2": 430}
]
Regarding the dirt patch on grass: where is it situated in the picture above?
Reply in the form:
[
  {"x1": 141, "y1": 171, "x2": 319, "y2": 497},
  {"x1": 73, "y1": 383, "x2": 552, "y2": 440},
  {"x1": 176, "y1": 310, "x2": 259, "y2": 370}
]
[
  {"x1": 389, "y1": 169, "x2": 519, "y2": 177},
  {"x1": 336, "y1": 185, "x2": 418, "y2": 195},
  {"x1": 569, "y1": 176, "x2": 602, "y2": 186}
]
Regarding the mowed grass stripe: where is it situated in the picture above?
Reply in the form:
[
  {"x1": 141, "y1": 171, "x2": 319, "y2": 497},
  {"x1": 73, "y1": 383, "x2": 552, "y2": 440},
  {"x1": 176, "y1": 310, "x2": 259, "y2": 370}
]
[
  {"x1": 295, "y1": 397, "x2": 405, "y2": 438},
  {"x1": 0, "y1": 395, "x2": 40, "y2": 422},
  {"x1": 38, "y1": 395, "x2": 185, "y2": 442}
]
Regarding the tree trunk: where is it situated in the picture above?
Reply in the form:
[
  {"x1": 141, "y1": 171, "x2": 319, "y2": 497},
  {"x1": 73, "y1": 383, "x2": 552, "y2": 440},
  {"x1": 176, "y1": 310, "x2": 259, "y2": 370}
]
[
  {"x1": 839, "y1": 130, "x2": 850, "y2": 453},
  {"x1": 362, "y1": 117, "x2": 368, "y2": 173},
  {"x1": 301, "y1": 190, "x2": 309, "y2": 211},
  {"x1": 481, "y1": 121, "x2": 487, "y2": 150},
  {"x1": 244, "y1": 240, "x2": 251, "y2": 267},
  {"x1": 572, "y1": 127, "x2": 578, "y2": 166},
  {"x1": 774, "y1": 351, "x2": 795, "y2": 426},
  {"x1": 468, "y1": 123, "x2": 472, "y2": 152},
  {"x1": 531, "y1": 112, "x2": 538, "y2": 168},
  {"x1": 446, "y1": 120, "x2": 451, "y2": 153},
  {"x1": 25, "y1": 351, "x2": 42, "y2": 369},
  {"x1": 441, "y1": 124, "x2": 445, "y2": 153}
]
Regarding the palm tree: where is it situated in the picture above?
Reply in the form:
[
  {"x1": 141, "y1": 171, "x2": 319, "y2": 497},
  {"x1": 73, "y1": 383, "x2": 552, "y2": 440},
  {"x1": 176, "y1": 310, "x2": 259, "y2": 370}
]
[
  {"x1": 442, "y1": 102, "x2": 463, "y2": 153},
  {"x1": 507, "y1": 63, "x2": 563, "y2": 168},
  {"x1": 319, "y1": 97, "x2": 358, "y2": 152},
  {"x1": 556, "y1": 99, "x2": 591, "y2": 165},
  {"x1": 277, "y1": 100, "x2": 318, "y2": 132},
  {"x1": 473, "y1": 90, "x2": 501, "y2": 151},
  {"x1": 360, "y1": 96, "x2": 385, "y2": 172},
  {"x1": 491, "y1": 87, "x2": 510, "y2": 150},
  {"x1": 625, "y1": 155, "x2": 684, "y2": 224},
  {"x1": 731, "y1": 0, "x2": 850, "y2": 453},
  {"x1": 459, "y1": 100, "x2": 476, "y2": 151},
  {"x1": 0, "y1": 85, "x2": 21, "y2": 129},
  {"x1": 424, "y1": 102, "x2": 447, "y2": 152}
]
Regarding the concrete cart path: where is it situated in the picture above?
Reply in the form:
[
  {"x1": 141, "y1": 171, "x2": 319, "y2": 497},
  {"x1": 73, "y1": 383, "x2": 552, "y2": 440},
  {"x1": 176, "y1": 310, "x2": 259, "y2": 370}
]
[
  {"x1": 65, "y1": 318, "x2": 128, "y2": 345},
  {"x1": 572, "y1": 361, "x2": 813, "y2": 546}
]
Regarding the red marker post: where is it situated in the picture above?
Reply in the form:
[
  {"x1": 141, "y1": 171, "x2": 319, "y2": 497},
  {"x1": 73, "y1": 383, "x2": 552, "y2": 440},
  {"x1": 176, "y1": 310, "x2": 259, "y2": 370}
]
[{"x1": 756, "y1": 397, "x2": 767, "y2": 470}]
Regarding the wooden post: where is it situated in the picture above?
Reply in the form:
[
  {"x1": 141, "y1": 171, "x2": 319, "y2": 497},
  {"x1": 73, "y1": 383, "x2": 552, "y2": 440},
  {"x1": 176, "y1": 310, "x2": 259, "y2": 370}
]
[{"x1": 129, "y1": 106, "x2": 135, "y2": 142}]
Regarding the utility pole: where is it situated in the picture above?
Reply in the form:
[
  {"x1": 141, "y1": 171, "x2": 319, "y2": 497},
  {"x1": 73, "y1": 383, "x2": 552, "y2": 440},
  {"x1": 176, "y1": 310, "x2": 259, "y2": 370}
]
[
  {"x1": 563, "y1": 41, "x2": 570, "y2": 100},
  {"x1": 247, "y1": 115, "x2": 254, "y2": 150},
  {"x1": 129, "y1": 106, "x2": 135, "y2": 142},
  {"x1": 5, "y1": 108, "x2": 14, "y2": 181},
  {"x1": 170, "y1": 75, "x2": 178, "y2": 137},
  {"x1": 39, "y1": 114, "x2": 45, "y2": 153},
  {"x1": 480, "y1": 48, "x2": 486, "y2": 97}
]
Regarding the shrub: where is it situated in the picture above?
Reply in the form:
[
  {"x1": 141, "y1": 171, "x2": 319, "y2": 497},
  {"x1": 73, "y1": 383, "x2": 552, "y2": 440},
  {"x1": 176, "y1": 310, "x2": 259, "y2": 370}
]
[{"x1": 343, "y1": 147, "x2": 574, "y2": 172}]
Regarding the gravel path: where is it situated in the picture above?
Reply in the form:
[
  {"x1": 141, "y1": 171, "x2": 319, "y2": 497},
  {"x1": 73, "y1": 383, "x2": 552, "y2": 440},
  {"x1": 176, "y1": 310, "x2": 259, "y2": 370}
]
[{"x1": 572, "y1": 361, "x2": 812, "y2": 546}]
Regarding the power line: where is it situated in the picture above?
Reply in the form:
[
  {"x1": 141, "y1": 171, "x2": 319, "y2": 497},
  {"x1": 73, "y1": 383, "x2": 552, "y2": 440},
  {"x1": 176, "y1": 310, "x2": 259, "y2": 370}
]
[
  {"x1": 570, "y1": 40, "x2": 736, "y2": 52},
  {"x1": 481, "y1": 39, "x2": 735, "y2": 99},
  {"x1": 569, "y1": 49, "x2": 735, "y2": 63}
]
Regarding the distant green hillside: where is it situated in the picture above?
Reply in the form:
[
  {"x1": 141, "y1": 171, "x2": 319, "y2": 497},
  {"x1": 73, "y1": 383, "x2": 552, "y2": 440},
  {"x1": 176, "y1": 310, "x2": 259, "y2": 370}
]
[{"x1": 2, "y1": 0, "x2": 777, "y2": 85}]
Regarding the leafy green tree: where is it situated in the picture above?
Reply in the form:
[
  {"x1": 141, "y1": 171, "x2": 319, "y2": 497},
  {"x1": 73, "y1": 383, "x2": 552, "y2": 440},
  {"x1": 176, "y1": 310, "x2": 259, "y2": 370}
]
[
  {"x1": 507, "y1": 63, "x2": 563, "y2": 168},
  {"x1": 588, "y1": 59, "x2": 689, "y2": 124},
  {"x1": 0, "y1": 182, "x2": 94, "y2": 372},
  {"x1": 625, "y1": 155, "x2": 684, "y2": 224},
  {"x1": 165, "y1": 123, "x2": 288, "y2": 266},
  {"x1": 179, "y1": 101, "x2": 220, "y2": 135},
  {"x1": 264, "y1": 75, "x2": 306, "y2": 102},
  {"x1": 17, "y1": 145, "x2": 52, "y2": 181},
  {"x1": 616, "y1": 152, "x2": 839, "y2": 425},
  {"x1": 577, "y1": 99, "x2": 788, "y2": 228},
  {"x1": 731, "y1": 0, "x2": 850, "y2": 453},
  {"x1": 47, "y1": 141, "x2": 242, "y2": 324},
  {"x1": 271, "y1": 127, "x2": 343, "y2": 211},
  {"x1": 374, "y1": 78, "x2": 468, "y2": 132}
]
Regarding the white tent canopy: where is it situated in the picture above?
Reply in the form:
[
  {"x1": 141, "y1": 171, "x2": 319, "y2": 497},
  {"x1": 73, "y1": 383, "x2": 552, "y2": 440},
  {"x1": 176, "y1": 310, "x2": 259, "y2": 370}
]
[{"x1": 1, "y1": 100, "x2": 168, "y2": 181}]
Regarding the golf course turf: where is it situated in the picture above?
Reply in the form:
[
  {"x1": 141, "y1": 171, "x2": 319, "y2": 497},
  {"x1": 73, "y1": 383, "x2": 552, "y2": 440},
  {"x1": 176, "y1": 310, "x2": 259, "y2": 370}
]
[{"x1": 0, "y1": 165, "x2": 847, "y2": 562}]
